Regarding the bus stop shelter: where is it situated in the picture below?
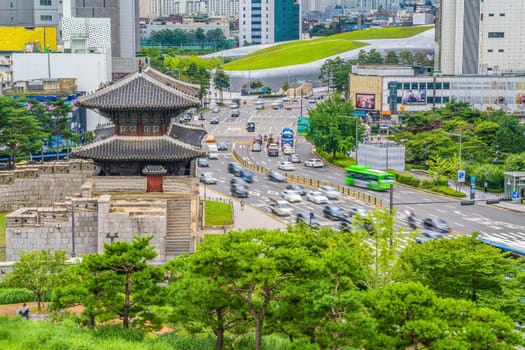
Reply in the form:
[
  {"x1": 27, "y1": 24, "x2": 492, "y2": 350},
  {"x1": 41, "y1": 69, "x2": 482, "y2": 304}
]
[{"x1": 504, "y1": 171, "x2": 525, "y2": 203}]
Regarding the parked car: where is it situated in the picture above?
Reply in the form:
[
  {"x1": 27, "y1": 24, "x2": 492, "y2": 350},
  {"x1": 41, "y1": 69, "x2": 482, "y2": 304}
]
[
  {"x1": 416, "y1": 230, "x2": 445, "y2": 244},
  {"x1": 252, "y1": 143, "x2": 262, "y2": 152},
  {"x1": 228, "y1": 162, "x2": 244, "y2": 176},
  {"x1": 288, "y1": 153, "x2": 302, "y2": 163},
  {"x1": 319, "y1": 186, "x2": 340, "y2": 200},
  {"x1": 268, "y1": 199, "x2": 294, "y2": 217},
  {"x1": 210, "y1": 117, "x2": 219, "y2": 124},
  {"x1": 423, "y1": 217, "x2": 451, "y2": 233},
  {"x1": 199, "y1": 172, "x2": 217, "y2": 184},
  {"x1": 197, "y1": 158, "x2": 209, "y2": 167},
  {"x1": 323, "y1": 205, "x2": 346, "y2": 220},
  {"x1": 296, "y1": 212, "x2": 321, "y2": 228},
  {"x1": 281, "y1": 190, "x2": 302, "y2": 203},
  {"x1": 231, "y1": 184, "x2": 249, "y2": 198},
  {"x1": 304, "y1": 158, "x2": 324, "y2": 168},
  {"x1": 286, "y1": 184, "x2": 306, "y2": 196},
  {"x1": 217, "y1": 142, "x2": 228, "y2": 151},
  {"x1": 306, "y1": 191, "x2": 329, "y2": 204},
  {"x1": 268, "y1": 170, "x2": 287, "y2": 182},
  {"x1": 278, "y1": 161, "x2": 296, "y2": 171}
]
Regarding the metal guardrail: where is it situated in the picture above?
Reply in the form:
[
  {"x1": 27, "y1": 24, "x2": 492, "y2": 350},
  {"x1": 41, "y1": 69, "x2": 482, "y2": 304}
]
[{"x1": 232, "y1": 150, "x2": 383, "y2": 207}]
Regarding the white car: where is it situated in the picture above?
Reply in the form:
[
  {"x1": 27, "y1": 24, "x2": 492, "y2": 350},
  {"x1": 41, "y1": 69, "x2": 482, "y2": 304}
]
[
  {"x1": 306, "y1": 191, "x2": 329, "y2": 204},
  {"x1": 304, "y1": 158, "x2": 324, "y2": 168},
  {"x1": 199, "y1": 172, "x2": 217, "y2": 184},
  {"x1": 281, "y1": 190, "x2": 302, "y2": 203},
  {"x1": 282, "y1": 146, "x2": 294, "y2": 155},
  {"x1": 319, "y1": 186, "x2": 340, "y2": 200},
  {"x1": 278, "y1": 161, "x2": 296, "y2": 171},
  {"x1": 268, "y1": 199, "x2": 294, "y2": 217}
]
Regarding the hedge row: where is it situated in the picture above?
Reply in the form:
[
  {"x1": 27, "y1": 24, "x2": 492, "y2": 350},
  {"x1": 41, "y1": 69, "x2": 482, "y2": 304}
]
[
  {"x1": 0, "y1": 288, "x2": 34, "y2": 304},
  {"x1": 390, "y1": 171, "x2": 466, "y2": 198}
]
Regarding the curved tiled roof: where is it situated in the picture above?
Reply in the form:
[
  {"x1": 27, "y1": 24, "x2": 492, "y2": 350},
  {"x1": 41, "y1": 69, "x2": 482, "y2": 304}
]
[
  {"x1": 168, "y1": 122, "x2": 207, "y2": 147},
  {"x1": 70, "y1": 136, "x2": 206, "y2": 161},
  {"x1": 78, "y1": 67, "x2": 201, "y2": 111}
]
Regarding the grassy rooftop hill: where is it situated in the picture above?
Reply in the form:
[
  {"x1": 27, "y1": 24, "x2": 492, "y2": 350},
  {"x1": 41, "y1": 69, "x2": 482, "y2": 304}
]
[{"x1": 223, "y1": 25, "x2": 434, "y2": 71}]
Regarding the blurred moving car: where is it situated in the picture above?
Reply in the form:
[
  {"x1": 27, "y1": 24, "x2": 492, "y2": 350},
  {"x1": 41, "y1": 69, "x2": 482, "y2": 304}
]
[
  {"x1": 268, "y1": 199, "x2": 294, "y2": 217},
  {"x1": 246, "y1": 122, "x2": 256, "y2": 132},
  {"x1": 304, "y1": 158, "x2": 324, "y2": 168},
  {"x1": 296, "y1": 212, "x2": 321, "y2": 228},
  {"x1": 281, "y1": 190, "x2": 302, "y2": 203},
  {"x1": 231, "y1": 109, "x2": 240, "y2": 117},
  {"x1": 197, "y1": 158, "x2": 209, "y2": 167},
  {"x1": 205, "y1": 135, "x2": 216, "y2": 143},
  {"x1": 348, "y1": 207, "x2": 369, "y2": 218},
  {"x1": 423, "y1": 217, "x2": 451, "y2": 233},
  {"x1": 306, "y1": 191, "x2": 329, "y2": 204},
  {"x1": 239, "y1": 169, "x2": 254, "y2": 183},
  {"x1": 416, "y1": 230, "x2": 444, "y2": 244},
  {"x1": 268, "y1": 144, "x2": 279, "y2": 156},
  {"x1": 218, "y1": 142, "x2": 228, "y2": 151},
  {"x1": 231, "y1": 184, "x2": 249, "y2": 198},
  {"x1": 252, "y1": 143, "x2": 262, "y2": 152},
  {"x1": 212, "y1": 107, "x2": 220, "y2": 113},
  {"x1": 230, "y1": 177, "x2": 249, "y2": 188},
  {"x1": 288, "y1": 153, "x2": 302, "y2": 163},
  {"x1": 199, "y1": 172, "x2": 217, "y2": 184},
  {"x1": 228, "y1": 162, "x2": 243, "y2": 176},
  {"x1": 282, "y1": 145, "x2": 294, "y2": 155},
  {"x1": 319, "y1": 186, "x2": 340, "y2": 200},
  {"x1": 268, "y1": 170, "x2": 287, "y2": 182},
  {"x1": 278, "y1": 161, "x2": 296, "y2": 171},
  {"x1": 286, "y1": 184, "x2": 306, "y2": 196},
  {"x1": 210, "y1": 117, "x2": 219, "y2": 124},
  {"x1": 323, "y1": 205, "x2": 346, "y2": 220}
]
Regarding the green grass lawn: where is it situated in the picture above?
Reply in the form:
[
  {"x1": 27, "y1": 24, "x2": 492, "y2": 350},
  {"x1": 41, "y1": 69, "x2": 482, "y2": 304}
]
[
  {"x1": 223, "y1": 25, "x2": 433, "y2": 71},
  {"x1": 203, "y1": 200, "x2": 233, "y2": 226},
  {"x1": 0, "y1": 212, "x2": 6, "y2": 261}
]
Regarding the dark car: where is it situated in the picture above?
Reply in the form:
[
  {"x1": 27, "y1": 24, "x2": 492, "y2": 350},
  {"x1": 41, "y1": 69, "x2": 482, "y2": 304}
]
[
  {"x1": 230, "y1": 177, "x2": 249, "y2": 187},
  {"x1": 323, "y1": 205, "x2": 346, "y2": 221},
  {"x1": 228, "y1": 162, "x2": 244, "y2": 176},
  {"x1": 415, "y1": 230, "x2": 444, "y2": 244},
  {"x1": 296, "y1": 212, "x2": 321, "y2": 228},
  {"x1": 423, "y1": 217, "x2": 451, "y2": 233},
  {"x1": 218, "y1": 142, "x2": 228, "y2": 151},
  {"x1": 210, "y1": 117, "x2": 219, "y2": 124},
  {"x1": 231, "y1": 184, "x2": 249, "y2": 198},
  {"x1": 246, "y1": 122, "x2": 255, "y2": 132},
  {"x1": 339, "y1": 217, "x2": 374, "y2": 234},
  {"x1": 239, "y1": 169, "x2": 254, "y2": 183},
  {"x1": 197, "y1": 158, "x2": 209, "y2": 167},
  {"x1": 268, "y1": 170, "x2": 287, "y2": 182},
  {"x1": 286, "y1": 184, "x2": 306, "y2": 196}
]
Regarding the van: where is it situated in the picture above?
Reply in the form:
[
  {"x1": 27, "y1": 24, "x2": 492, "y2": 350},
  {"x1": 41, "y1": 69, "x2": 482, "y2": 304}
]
[{"x1": 207, "y1": 144, "x2": 219, "y2": 159}]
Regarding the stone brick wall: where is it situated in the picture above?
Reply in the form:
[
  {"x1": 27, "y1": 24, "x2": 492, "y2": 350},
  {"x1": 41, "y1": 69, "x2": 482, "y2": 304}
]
[{"x1": 0, "y1": 161, "x2": 98, "y2": 212}]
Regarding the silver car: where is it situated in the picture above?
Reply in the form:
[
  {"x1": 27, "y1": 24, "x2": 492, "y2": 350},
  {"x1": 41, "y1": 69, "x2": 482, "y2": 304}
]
[
  {"x1": 306, "y1": 191, "x2": 329, "y2": 204},
  {"x1": 319, "y1": 186, "x2": 340, "y2": 200},
  {"x1": 281, "y1": 190, "x2": 302, "y2": 203},
  {"x1": 199, "y1": 172, "x2": 217, "y2": 184}
]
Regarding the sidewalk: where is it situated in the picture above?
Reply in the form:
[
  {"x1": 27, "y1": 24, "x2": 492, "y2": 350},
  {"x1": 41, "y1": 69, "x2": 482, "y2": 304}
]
[
  {"x1": 202, "y1": 188, "x2": 287, "y2": 234},
  {"x1": 448, "y1": 179, "x2": 525, "y2": 213}
]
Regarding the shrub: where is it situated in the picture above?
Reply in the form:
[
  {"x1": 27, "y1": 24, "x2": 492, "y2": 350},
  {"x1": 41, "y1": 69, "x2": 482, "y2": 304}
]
[
  {"x1": 0, "y1": 288, "x2": 34, "y2": 304},
  {"x1": 431, "y1": 186, "x2": 466, "y2": 197}
]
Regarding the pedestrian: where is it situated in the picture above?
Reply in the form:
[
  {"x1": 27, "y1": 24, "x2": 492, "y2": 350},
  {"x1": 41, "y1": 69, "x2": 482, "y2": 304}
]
[
  {"x1": 240, "y1": 199, "x2": 245, "y2": 210},
  {"x1": 18, "y1": 303, "x2": 29, "y2": 319},
  {"x1": 484, "y1": 181, "x2": 488, "y2": 193}
]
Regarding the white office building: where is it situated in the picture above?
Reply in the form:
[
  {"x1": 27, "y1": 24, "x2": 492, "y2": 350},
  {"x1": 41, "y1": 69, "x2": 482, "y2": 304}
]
[{"x1": 437, "y1": 0, "x2": 525, "y2": 75}]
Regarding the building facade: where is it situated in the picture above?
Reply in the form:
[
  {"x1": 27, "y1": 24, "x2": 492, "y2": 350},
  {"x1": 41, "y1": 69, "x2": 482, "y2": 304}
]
[
  {"x1": 148, "y1": 0, "x2": 206, "y2": 17},
  {"x1": 0, "y1": 0, "x2": 61, "y2": 26},
  {"x1": 437, "y1": 0, "x2": 525, "y2": 75},
  {"x1": 239, "y1": 0, "x2": 300, "y2": 46},
  {"x1": 208, "y1": 0, "x2": 240, "y2": 17}
]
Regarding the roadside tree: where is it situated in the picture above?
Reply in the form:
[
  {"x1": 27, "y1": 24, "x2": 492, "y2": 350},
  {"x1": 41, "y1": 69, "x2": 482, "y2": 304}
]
[{"x1": 213, "y1": 69, "x2": 230, "y2": 104}]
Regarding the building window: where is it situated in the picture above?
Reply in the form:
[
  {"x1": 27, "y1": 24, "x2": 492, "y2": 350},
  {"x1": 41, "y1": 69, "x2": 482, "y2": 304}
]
[
  {"x1": 403, "y1": 82, "x2": 410, "y2": 89},
  {"x1": 488, "y1": 49, "x2": 493, "y2": 52},
  {"x1": 443, "y1": 82, "x2": 450, "y2": 89},
  {"x1": 488, "y1": 13, "x2": 494, "y2": 17},
  {"x1": 427, "y1": 82, "x2": 434, "y2": 89},
  {"x1": 500, "y1": 13, "x2": 505, "y2": 16},
  {"x1": 40, "y1": 15, "x2": 52, "y2": 21},
  {"x1": 411, "y1": 82, "x2": 418, "y2": 89},
  {"x1": 488, "y1": 32, "x2": 504, "y2": 38},
  {"x1": 40, "y1": 0, "x2": 51, "y2": 5},
  {"x1": 498, "y1": 49, "x2": 504, "y2": 52}
]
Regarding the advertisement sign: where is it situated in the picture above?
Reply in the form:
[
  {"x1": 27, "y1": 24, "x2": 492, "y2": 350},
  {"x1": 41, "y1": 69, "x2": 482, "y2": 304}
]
[
  {"x1": 355, "y1": 94, "x2": 375, "y2": 110},
  {"x1": 402, "y1": 89, "x2": 426, "y2": 104}
]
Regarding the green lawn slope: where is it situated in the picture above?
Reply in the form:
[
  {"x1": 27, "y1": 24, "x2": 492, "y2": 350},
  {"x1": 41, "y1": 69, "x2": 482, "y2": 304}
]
[{"x1": 223, "y1": 25, "x2": 433, "y2": 71}]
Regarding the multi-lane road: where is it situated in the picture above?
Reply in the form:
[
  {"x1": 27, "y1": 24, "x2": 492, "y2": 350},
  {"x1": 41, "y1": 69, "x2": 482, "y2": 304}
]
[{"x1": 197, "y1": 99, "x2": 525, "y2": 247}]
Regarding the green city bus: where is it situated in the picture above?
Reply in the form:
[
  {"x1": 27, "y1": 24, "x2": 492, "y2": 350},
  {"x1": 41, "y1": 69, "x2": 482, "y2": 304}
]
[{"x1": 345, "y1": 165, "x2": 395, "y2": 191}]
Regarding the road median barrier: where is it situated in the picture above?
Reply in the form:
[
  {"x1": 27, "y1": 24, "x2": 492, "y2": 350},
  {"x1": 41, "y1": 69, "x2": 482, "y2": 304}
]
[{"x1": 231, "y1": 150, "x2": 383, "y2": 207}]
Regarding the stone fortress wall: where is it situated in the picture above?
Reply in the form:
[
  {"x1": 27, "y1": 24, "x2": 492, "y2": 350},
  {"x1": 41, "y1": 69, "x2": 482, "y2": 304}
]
[
  {"x1": 2, "y1": 162, "x2": 200, "y2": 263},
  {"x1": 0, "y1": 161, "x2": 98, "y2": 212}
]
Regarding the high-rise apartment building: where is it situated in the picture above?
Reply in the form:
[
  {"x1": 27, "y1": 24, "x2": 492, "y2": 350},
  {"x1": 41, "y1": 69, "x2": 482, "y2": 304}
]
[
  {"x1": 437, "y1": 0, "x2": 525, "y2": 75},
  {"x1": 239, "y1": 0, "x2": 300, "y2": 46},
  {"x1": 148, "y1": 0, "x2": 206, "y2": 17},
  {"x1": 208, "y1": 0, "x2": 240, "y2": 17},
  {"x1": 0, "y1": 0, "x2": 61, "y2": 26}
]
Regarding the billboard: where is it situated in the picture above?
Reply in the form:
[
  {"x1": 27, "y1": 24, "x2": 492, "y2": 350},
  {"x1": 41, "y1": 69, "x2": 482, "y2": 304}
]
[
  {"x1": 0, "y1": 26, "x2": 57, "y2": 52},
  {"x1": 402, "y1": 89, "x2": 426, "y2": 104},
  {"x1": 355, "y1": 93, "x2": 375, "y2": 110}
]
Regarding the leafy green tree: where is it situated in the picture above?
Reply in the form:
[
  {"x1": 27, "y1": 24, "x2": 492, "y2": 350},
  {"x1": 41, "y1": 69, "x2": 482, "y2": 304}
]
[
  {"x1": 413, "y1": 52, "x2": 430, "y2": 66},
  {"x1": 504, "y1": 152, "x2": 525, "y2": 171},
  {"x1": 395, "y1": 235, "x2": 525, "y2": 321},
  {"x1": 250, "y1": 80, "x2": 263, "y2": 91},
  {"x1": 213, "y1": 69, "x2": 230, "y2": 104},
  {"x1": 80, "y1": 236, "x2": 165, "y2": 329},
  {"x1": 366, "y1": 49, "x2": 383, "y2": 64},
  {"x1": 307, "y1": 95, "x2": 359, "y2": 158},
  {"x1": 384, "y1": 51, "x2": 400, "y2": 64},
  {"x1": 3, "y1": 249, "x2": 68, "y2": 311},
  {"x1": 399, "y1": 50, "x2": 414, "y2": 65}
]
